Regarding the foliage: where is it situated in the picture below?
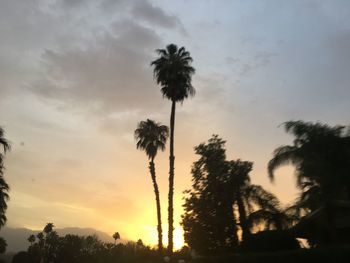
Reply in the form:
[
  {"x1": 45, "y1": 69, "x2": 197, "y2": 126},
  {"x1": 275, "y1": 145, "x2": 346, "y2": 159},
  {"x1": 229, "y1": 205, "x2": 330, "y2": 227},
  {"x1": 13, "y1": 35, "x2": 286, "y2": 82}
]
[
  {"x1": 268, "y1": 121, "x2": 350, "y2": 214},
  {"x1": 13, "y1": 223, "x2": 162, "y2": 263},
  {"x1": 239, "y1": 230, "x2": 300, "y2": 252},
  {"x1": 135, "y1": 119, "x2": 169, "y2": 161},
  {"x1": 0, "y1": 127, "x2": 10, "y2": 228},
  {"x1": 268, "y1": 121, "x2": 350, "y2": 245},
  {"x1": 182, "y1": 135, "x2": 239, "y2": 254},
  {"x1": 112, "y1": 232, "x2": 120, "y2": 243},
  {"x1": 192, "y1": 245, "x2": 350, "y2": 263},
  {"x1": 151, "y1": 43, "x2": 195, "y2": 103},
  {"x1": 0, "y1": 238, "x2": 6, "y2": 254},
  {"x1": 182, "y1": 135, "x2": 293, "y2": 255}
]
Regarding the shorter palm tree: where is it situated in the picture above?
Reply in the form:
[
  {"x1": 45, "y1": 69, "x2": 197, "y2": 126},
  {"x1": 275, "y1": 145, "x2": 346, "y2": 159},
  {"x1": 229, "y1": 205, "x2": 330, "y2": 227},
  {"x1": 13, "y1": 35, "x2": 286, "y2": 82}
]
[
  {"x1": 135, "y1": 119, "x2": 169, "y2": 251},
  {"x1": 229, "y1": 160, "x2": 294, "y2": 241}
]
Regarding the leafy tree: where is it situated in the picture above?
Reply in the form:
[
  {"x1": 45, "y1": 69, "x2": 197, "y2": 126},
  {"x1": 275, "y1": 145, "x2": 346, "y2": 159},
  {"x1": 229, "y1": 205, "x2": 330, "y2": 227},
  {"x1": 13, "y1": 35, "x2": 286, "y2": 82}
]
[
  {"x1": 112, "y1": 232, "x2": 120, "y2": 245},
  {"x1": 135, "y1": 119, "x2": 169, "y2": 251},
  {"x1": 0, "y1": 127, "x2": 10, "y2": 228},
  {"x1": 182, "y1": 136, "x2": 239, "y2": 254},
  {"x1": 182, "y1": 135, "x2": 291, "y2": 254},
  {"x1": 151, "y1": 43, "x2": 195, "y2": 253}
]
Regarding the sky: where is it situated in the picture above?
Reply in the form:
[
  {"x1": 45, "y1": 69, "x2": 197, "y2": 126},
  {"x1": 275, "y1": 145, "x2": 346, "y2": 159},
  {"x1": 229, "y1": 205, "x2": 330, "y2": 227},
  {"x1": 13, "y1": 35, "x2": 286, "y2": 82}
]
[{"x1": 1, "y1": 0, "x2": 350, "y2": 249}]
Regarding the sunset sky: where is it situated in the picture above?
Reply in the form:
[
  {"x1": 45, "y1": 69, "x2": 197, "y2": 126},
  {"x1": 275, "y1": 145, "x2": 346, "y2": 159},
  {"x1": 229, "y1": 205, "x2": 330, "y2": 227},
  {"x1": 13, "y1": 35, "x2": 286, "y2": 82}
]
[{"x1": 1, "y1": 0, "x2": 350, "y2": 249}]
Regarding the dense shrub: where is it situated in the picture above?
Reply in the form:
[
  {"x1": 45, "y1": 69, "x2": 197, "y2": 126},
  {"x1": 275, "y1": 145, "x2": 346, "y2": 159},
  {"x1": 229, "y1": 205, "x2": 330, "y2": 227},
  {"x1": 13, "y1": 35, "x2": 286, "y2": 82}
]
[{"x1": 239, "y1": 230, "x2": 300, "y2": 252}]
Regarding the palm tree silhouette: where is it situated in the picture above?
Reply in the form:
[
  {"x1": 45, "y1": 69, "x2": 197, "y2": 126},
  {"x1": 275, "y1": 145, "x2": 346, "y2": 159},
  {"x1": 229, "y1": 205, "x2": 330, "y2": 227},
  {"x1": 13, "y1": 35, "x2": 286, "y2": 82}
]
[
  {"x1": 0, "y1": 127, "x2": 10, "y2": 228},
  {"x1": 112, "y1": 232, "x2": 120, "y2": 244},
  {"x1": 135, "y1": 119, "x2": 169, "y2": 251},
  {"x1": 268, "y1": 121, "x2": 350, "y2": 207},
  {"x1": 231, "y1": 160, "x2": 293, "y2": 241},
  {"x1": 268, "y1": 120, "x2": 350, "y2": 243},
  {"x1": 151, "y1": 44, "x2": 195, "y2": 253}
]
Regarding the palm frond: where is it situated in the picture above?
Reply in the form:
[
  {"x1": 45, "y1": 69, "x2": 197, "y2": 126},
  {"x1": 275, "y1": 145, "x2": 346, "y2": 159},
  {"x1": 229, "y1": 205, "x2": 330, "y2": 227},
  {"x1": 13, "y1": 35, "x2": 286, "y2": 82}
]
[
  {"x1": 151, "y1": 44, "x2": 195, "y2": 103},
  {"x1": 268, "y1": 145, "x2": 299, "y2": 181}
]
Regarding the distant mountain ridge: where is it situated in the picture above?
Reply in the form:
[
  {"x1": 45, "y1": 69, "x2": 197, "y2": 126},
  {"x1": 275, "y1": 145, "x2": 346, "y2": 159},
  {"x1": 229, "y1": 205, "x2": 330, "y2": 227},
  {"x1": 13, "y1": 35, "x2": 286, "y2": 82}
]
[{"x1": 0, "y1": 226, "x2": 115, "y2": 252}]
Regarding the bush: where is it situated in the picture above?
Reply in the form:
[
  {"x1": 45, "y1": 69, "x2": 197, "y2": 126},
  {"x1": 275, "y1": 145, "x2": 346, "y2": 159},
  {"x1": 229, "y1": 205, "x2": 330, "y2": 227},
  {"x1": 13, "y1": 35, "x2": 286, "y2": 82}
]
[
  {"x1": 193, "y1": 245, "x2": 350, "y2": 263},
  {"x1": 239, "y1": 230, "x2": 300, "y2": 252}
]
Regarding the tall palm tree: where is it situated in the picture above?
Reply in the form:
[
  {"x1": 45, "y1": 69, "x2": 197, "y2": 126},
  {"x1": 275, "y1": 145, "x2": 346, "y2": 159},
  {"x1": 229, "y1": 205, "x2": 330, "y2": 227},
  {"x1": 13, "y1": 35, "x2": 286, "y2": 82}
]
[
  {"x1": 151, "y1": 44, "x2": 195, "y2": 253},
  {"x1": 0, "y1": 127, "x2": 10, "y2": 228},
  {"x1": 135, "y1": 119, "x2": 169, "y2": 251}
]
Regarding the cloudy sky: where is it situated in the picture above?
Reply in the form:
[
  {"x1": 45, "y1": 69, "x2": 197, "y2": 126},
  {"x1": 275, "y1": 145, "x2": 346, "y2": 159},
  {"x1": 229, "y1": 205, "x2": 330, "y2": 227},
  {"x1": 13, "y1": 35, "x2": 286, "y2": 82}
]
[{"x1": 1, "y1": 0, "x2": 350, "y2": 248}]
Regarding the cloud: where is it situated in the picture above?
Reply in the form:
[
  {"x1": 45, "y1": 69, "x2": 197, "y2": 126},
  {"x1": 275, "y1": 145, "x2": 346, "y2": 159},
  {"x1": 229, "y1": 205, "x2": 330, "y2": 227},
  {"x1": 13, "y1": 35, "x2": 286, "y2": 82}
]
[
  {"x1": 29, "y1": 20, "x2": 165, "y2": 115},
  {"x1": 131, "y1": 0, "x2": 185, "y2": 33}
]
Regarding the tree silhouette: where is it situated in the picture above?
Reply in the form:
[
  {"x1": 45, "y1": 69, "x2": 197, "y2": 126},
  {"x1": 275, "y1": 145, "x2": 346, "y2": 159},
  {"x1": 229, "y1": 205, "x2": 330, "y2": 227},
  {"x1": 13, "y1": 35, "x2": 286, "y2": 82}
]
[
  {"x1": 268, "y1": 120, "x2": 350, "y2": 243},
  {"x1": 135, "y1": 119, "x2": 169, "y2": 251},
  {"x1": 268, "y1": 121, "x2": 350, "y2": 205},
  {"x1": 0, "y1": 127, "x2": 10, "y2": 228},
  {"x1": 0, "y1": 237, "x2": 6, "y2": 254},
  {"x1": 182, "y1": 135, "x2": 292, "y2": 253},
  {"x1": 151, "y1": 44, "x2": 195, "y2": 253},
  {"x1": 43, "y1": 223, "x2": 54, "y2": 235},
  {"x1": 113, "y1": 232, "x2": 120, "y2": 244},
  {"x1": 182, "y1": 136, "x2": 239, "y2": 254},
  {"x1": 28, "y1": 234, "x2": 36, "y2": 245},
  {"x1": 229, "y1": 160, "x2": 295, "y2": 241}
]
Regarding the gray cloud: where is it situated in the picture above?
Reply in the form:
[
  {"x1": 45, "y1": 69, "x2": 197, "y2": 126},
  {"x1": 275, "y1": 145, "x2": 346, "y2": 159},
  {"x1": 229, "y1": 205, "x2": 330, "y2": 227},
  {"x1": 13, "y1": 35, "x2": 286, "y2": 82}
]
[
  {"x1": 28, "y1": 19, "x2": 167, "y2": 115},
  {"x1": 132, "y1": 0, "x2": 184, "y2": 31}
]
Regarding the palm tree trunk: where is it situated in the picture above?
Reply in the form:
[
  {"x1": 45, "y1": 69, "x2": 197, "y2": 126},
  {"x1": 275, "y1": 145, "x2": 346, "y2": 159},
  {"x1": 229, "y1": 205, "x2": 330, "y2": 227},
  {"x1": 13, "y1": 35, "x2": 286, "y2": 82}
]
[
  {"x1": 236, "y1": 195, "x2": 250, "y2": 241},
  {"x1": 168, "y1": 100, "x2": 176, "y2": 254},
  {"x1": 149, "y1": 159, "x2": 163, "y2": 252}
]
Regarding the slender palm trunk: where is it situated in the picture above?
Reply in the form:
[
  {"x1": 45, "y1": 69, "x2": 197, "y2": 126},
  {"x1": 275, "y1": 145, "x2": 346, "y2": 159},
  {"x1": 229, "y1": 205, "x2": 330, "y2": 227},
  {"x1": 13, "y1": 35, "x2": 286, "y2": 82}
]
[
  {"x1": 149, "y1": 159, "x2": 163, "y2": 252},
  {"x1": 236, "y1": 194, "x2": 250, "y2": 241},
  {"x1": 168, "y1": 100, "x2": 176, "y2": 254}
]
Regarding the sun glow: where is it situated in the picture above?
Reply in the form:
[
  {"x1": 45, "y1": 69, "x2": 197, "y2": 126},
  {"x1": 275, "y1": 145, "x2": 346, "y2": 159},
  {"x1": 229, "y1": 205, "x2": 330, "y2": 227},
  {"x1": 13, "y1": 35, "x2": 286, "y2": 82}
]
[{"x1": 173, "y1": 227, "x2": 185, "y2": 250}]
